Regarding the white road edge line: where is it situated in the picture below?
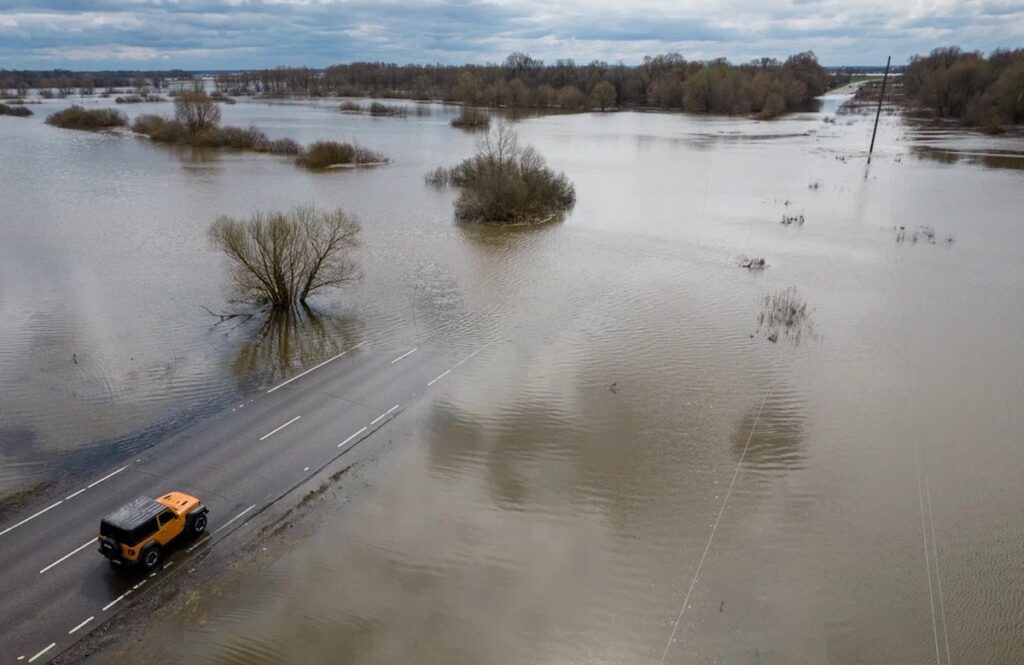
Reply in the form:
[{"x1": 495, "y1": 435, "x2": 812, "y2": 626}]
[
  {"x1": 40, "y1": 539, "x2": 95, "y2": 574},
  {"x1": 213, "y1": 504, "x2": 256, "y2": 535},
  {"x1": 65, "y1": 488, "x2": 87, "y2": 500},
  {"x1": 186, "y1": 536, "x2": 209, "y2": 553},
  {"x1": 267, "y1": 343, "x2": 364, "y2": 393},
  {"x1": 427, "y1": 369, "x2": 451, "y2": 386},
  {"x1": 370, "y1": 405, "x2": 399, "y2": 425},
  {"x1": 259, "y1": 416, "x2": 301, "y2": 441},
  {"x1": 68, "y1": 616, "x2": 94, "y2": 635},
  {"x1": 391, "y1": 347, "x2": 418, "y2": 364},
  {"x1": 87, "y1": 464, "x2": 129, "y2": 489},
  {"x1": 0, "y1": 501, "x2": 63, "y2": 537},
  {"x1": 103, "y1": 591, "x2": 129, "y2": 611},
  {"x1": 338, "y1": 427, "x2": 368, "y2": 449},
  {"x1": 28, "y1": 643, "x2": 55, "y2": 663}
]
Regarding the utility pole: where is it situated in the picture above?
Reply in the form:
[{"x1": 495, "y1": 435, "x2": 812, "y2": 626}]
[{"x1": 868, "y1": 55, "x2": 891, "y2": 164}]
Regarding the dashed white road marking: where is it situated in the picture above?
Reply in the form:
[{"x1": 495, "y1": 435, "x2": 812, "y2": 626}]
[
  {"x1": 186, "y1": 535, "x2": 209, "y2": 553},
  {"x1": 40, "y1": 539, "x2": 95, "y2": 574},
  {"x1": 303, "y1": 466, "x2": 310, "y2": 472},
  {"x1": 65, "y1": 488, "x2": 87, "y2": 500},
  {"x1": 103, "y1": 591, "x2": 129, "y2": 611},
  {"x1": 0, "y1": 501, "x2": 63, "y2": 537},
  {"x1": 87, "y1": 465, "x2": 129, "y2": 489},
  {"x1": 68, "y1": 616, "x2": 94, "y2": 634},
  {"x1": 267, "y1": 343, "x2": 364, "y2": 393},
  {"x1": 427, "y1": 369, "x2": 451, "y2": 386},
  {"x1": 259, "y1": 416, "x2": 301, "y2": 441},
  {"x1": 370, "y1": 405, "x2": 399, "y2": 425},
  {"x1": 28, "y1": 643, "x2": 55, "y2": 663},
  {"x1": 391, "y1": 347, "x2": 418, "y2": 364},
  {"x1": 212, "y1": 504, "x2": 256, "y2": 535},
  {"x1": 338, "y1": 427, "x2": 367, "y2": 449}
]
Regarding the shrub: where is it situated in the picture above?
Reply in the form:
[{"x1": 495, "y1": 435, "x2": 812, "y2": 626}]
[
  {"x1": 209, "y1": 91, "x2": 236, "y2": 104},
  {"x1": 115, "y1": 94, "x2": 166, "y2": 104},
  {"x1": 266, "y1": 138, "x2": 302, "y2": 155},
  {"x1": 132, "y1": 114, "x2": 186, "y2": 142},
  {"x1": 192, "y1": 125, "x2": 262, "y2": 149},
  {"x1": 46, "y1": 105, "x2": 127, "y2": 129},
  {"x1": 435, "y1": 124, "x2": 575, "y2": 224},
  {"x1": 295, "y1": 141, "x2": 386, "y2": 169},
  {"x1": 0, "y1": 103, "x2": 33, "y2": 117},
  {"x1": 451, "y1": 107, "x2": 490, "y2": 129},
  {"x1": 368, "y1": 101, "x2": 407, "y2": 117},
  {"x1": 424, "y1": 166, "x2": 451, "y2": 186},
  {"x1": 339, "y1": 101, "x2": 362, "y2": 112}
]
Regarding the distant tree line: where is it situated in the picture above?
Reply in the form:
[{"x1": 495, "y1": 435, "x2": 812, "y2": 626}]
[
  {"x1": 0, "y1": 69, "x2": 192, "y2": 97},
  {"x1": 211, "y1": 52, "x2": 831, "y2": 117},
  {"x1": 903, "y1": 47, "x2": 1024, "y2": 127}
]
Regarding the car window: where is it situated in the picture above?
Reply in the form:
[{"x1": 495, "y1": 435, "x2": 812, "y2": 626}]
[{"x1": 157, "y1": 510, "x2": 174, "y2": 527}]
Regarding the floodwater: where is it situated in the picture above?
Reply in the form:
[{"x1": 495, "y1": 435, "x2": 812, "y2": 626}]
[{"x1": 2, "y1": 91, "x2": 1024, "y2": 663}]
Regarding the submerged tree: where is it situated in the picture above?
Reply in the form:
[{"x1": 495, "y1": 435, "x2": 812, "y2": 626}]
[
  {"x1": 175, "y1": 91, "x2": 221, "y2": 135},
  {"x1": 208, "y1": 206, "x2": 361, "y2": 308}
]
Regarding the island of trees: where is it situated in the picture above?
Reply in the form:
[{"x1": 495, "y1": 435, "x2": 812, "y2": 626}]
[{"x1": 427, "y1": 125, "x2": 576, "y2": 225}]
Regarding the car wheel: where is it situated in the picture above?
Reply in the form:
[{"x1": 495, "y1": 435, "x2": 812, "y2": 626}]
[
  {"x1": 190, "y1": 513, "x2": 207, "y2": 536},
  {"x1": 142, "y1": 546, "x2": 161, "y2": 570}
]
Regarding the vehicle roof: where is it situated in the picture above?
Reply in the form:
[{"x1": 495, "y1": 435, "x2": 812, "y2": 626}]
[{"x1": 101, "y1": 496, "x2": 165, "y2": 530}]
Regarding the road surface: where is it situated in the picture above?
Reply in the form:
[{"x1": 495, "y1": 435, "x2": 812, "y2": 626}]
[{"x1": 0, "y1": 340, "x2": 482, "y2": 663}]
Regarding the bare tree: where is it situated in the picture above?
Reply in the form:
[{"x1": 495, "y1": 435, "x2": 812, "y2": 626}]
[
  {"x1": 208, "y1": 206, "x2": 361, "y2": 307},
  {"x1": 174, "y1": 91, "x2": 221, "y2": 135}
]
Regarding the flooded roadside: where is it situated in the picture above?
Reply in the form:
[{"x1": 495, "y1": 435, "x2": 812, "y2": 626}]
[{"x1": 4, "y1": 92, "x2": 1024, "y2": 662}]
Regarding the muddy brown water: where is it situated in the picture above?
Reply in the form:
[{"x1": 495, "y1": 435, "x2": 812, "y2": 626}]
[{"x1": 2, "y1": 92, "x2": 1024, "y2": 663}]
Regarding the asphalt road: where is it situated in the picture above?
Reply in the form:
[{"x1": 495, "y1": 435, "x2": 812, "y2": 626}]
[{"x1": 0, "y1": 340, "x2": 482, "y2": 663}]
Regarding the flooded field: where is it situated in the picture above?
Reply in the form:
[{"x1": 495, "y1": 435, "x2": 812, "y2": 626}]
[{"x1": 2, "y1": 91, "x2": 1024, "y2": 663}]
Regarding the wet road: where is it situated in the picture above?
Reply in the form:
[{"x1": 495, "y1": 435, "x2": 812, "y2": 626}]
[{"x1": 0, "y1": 340, "x2": 485, "y2": 663}]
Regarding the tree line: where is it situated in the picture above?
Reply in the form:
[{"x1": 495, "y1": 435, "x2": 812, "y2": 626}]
[
  {"x1": 0, "y1": 69, "x2": 192, "y2": 97},
  {"x1": 210, "y1": 52, "x2": 831, "y2": 117},
  {"x1": 903, "y1": 47, "x2": 1024, "y2": 128}
]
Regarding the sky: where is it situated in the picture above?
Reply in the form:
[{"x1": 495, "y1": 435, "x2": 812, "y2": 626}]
[{"x1": 0, "y1": 0, "x2": 1021, "y2": 70}]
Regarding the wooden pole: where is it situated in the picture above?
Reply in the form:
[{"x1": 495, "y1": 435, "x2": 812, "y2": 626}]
[{"x1": 868, "y1": 55, "x2": 891, "y2": 164}]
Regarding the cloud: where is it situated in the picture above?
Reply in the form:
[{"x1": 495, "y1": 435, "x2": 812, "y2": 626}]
[{"x1": 0, "y1": 0, "x2": 1020, "y2": 69}]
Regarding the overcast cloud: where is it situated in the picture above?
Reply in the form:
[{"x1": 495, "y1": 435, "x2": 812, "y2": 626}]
[{"x1": 0, "y1": 0, "x2": 1021, "y2": 69}]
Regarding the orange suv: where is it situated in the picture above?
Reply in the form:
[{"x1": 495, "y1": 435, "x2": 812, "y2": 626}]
[{"x1": 98, "y1": 492, "x2": 208, "y2": 570}]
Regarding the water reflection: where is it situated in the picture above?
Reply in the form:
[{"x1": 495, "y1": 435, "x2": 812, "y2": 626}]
[
  {"x1": 228, "y1": 306, "x2": 363, "y2": 393},
  {"x1": 911, "y1": 145, "x2": 1024, "y2": 170}
]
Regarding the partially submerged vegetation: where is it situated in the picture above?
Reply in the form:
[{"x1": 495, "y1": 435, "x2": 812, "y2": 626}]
[
  {"x1": 894, "y1": 225, "x2": 956, "y2": 245},
  {"x1": 368, "y1": 101, "x2": 407, "y2": 117},
  {"x1": 451, "y1": 107, "x2": 490, "y2": 129},
  {"x1": 132, "y1": 92, "x2": 389, "y2": 167},
  {"x1": 904, "y1": 47, "x2": 1024, "y2": 128},
  {"x1": 294, "y1": 141, "x2": 387, "y2": 169},
  {"x1": 45, "y1": 105, "x2": 127, "y2": 129},
  {"x1": 0, "y1": 103, "x2": 32, "y2": 117},
  {"x1": 211, "y1": 51, "x2": 831, "y2": 118},
  {"x1": 208, "y1": 205, "x2": 361, "y2": 308},
  {"x1": 757, "y1": 287, "x2": 816, "y2": 344},
  {"x1": 115, "y1": 93, "x2": 166, "y2": 103},
  {"x1": 427, "y1": 124, "x2": 575, "y2": 224},
  {"x1": 781, "y1": 213, "x2": 805, "y2": 226}
]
